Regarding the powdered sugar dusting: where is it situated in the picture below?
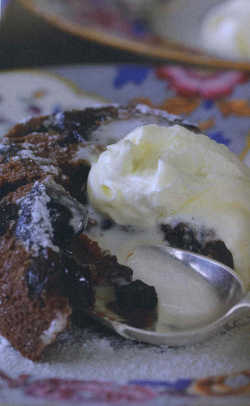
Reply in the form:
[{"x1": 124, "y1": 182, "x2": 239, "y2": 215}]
[
  {"x1": 16, "y1": 180, "x2": 59, "y2": 255},
  {"x1": 0, "y1": 316, "x2": 249, "y2": 383},
  {"x1": 16, "y1": 177, "x2": 88, "y2": 255}
]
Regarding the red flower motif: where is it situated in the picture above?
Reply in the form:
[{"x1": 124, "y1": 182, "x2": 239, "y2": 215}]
[
  {"x1": 24, "y1": 378, "x2": 157, "y2": 403},
  {"x1": 0, "y1": 372, "x2": 157, "y2": 403},
  {"x1": 156, "y1": 66, "x2": 248, "y2": 99}
]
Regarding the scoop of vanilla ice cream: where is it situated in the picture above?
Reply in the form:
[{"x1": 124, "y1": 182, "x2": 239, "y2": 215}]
[
  {"x1": 201, "y1": 0, "x2": 250, "y2": 59},
  {"x1": 87, "y1": 124, "x2": 250, "y2": 285},
  {"x1": 88, "y1": 123, "x2": 249, "y2": 226}
]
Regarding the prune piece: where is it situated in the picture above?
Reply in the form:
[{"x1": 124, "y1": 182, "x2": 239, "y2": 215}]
[
  {"x1": 0, "y1": 203, "x2": 18, "y2": 236},
  {"x1": 62, "y1": 254, "x2": 94, "y2": 310},
  {"x1": 203, "y1": 240, "x2": 234, "y2": 269},
  {"x1": 161, "y1": 223, "x2": 234, "y2": 269},
  {"x1": 161, "y1": 223, "x2": 202, "y2": 253},
  {"x1": 47, "y1": 200, "x2": 74, "y2": 246},
  {"x1": 62, "y1": 163, "x2": 90, "y2": 203},
  {"x1": 115, "y1": 280, "x2": 157, "y2": 312}
]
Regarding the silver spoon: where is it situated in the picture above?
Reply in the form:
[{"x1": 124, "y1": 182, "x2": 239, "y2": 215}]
[{"x1": 87, "y1": 245, "x2": 250, "y2": 346}]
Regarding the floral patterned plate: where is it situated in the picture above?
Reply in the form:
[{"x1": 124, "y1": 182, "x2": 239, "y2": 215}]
[
  {"x1": 0, "y1": 66, "x2": 249, "y2": 406},
  {"x1": 18, "y1": 0, "x2": 250, "y2": 71}
]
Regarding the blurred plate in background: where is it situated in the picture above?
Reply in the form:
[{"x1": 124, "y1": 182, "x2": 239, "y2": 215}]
[{"x1": 19, "y1": 0, "x2": 250, "y2": 71}]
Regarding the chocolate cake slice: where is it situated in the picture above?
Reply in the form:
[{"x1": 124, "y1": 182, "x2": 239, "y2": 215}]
[
  {"x1": 1, "y1": 105, "x2": 179, "y2": 360},
  {"x1": 0, "y1": 107, "x2": 125, "y2": 360},
  {"x1": 0, "y1": 104, "x2": 240, "y2": 360}
]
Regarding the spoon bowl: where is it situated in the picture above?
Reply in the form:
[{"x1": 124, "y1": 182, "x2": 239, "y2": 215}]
[{"x1": 87, "y1": 245, "x2": 250, "y2": 346}]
